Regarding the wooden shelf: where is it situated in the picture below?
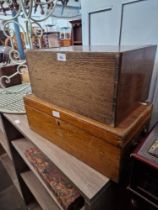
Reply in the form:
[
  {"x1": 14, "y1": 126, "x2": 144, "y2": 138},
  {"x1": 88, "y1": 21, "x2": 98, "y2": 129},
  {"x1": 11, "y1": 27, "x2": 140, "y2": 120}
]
[
  {"x1": 12, "y1": 138, "x2": 64, "y2": 210},
  {"x1": 0, "y1": 115, "x2": 12, "y2": 159},
  {"x1": 21, "y1": 171, "x2": 60, "y2": 210},
  {"x1": 0, "y1": 153, "x2": 21, "y2": 195},
  {"x1": 0, "y1": 153, "x2": 16, "y2": 180},
  {"x1": 4, "y1": 113, "x2": 109, "y2": 202},
  {"x1": 0, "y1": 115, "x2": 4, "y2": 132},
  {"x1": 0, "y1": 153, "x2": 42, "y2": 210},
  {"x1": 0, "y1": 127, "x2": 12, "y2": 159},
  {"x1": 0, "y1": 130, "x2": 6, "y2": 150},
  {"x1": 28, "y1": 203, "x2": 42, "y2": 210}
]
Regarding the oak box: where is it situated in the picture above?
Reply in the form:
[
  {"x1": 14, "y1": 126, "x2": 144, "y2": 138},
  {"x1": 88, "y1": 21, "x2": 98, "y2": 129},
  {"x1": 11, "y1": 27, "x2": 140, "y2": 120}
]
[
  {"x1": 24, "y1": 94, "x2": 152, "y2": 182},
  {"x1": 26, "y1": 46, "x2": 156, "y2": 126}
]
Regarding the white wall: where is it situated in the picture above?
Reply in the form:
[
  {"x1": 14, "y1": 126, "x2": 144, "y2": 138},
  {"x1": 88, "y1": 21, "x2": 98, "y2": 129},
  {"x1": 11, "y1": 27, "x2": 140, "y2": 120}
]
[
  {"x1": 81, "y1": 0, "x2": 121, "y2": 46},
  {"x1": 120, "y1": 0, "x2": 158, "y2": 45},
  {"x1": 81, "y1": 0, "x2": 158, "y2": 113},
  {"x1": 81, "y1": 0, "x2": 158, "y2": 46}
]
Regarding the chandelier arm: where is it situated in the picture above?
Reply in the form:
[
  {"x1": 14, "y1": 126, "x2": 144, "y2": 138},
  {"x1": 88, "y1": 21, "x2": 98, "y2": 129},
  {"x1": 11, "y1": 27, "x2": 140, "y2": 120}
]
[
  {"x1": 0, "y1": 63, "x2": 27, "y2": 89},
  {"x1": 30, "y1": 0, "x2": 58, "y2": 22},
  {"x1": 3, "y1": 20, "x2": 28, "y2": 47},
  {"x1": 9, "y1": 49, "x2": 26, "y2": 65},
  {"x1": 33, "y1": 0, "x2": 56, "y2": 6},
  {"x1": 31, "y1": 21, "x2": 44, "y2": 38},
  {"x1": 0, "y1": 75, "x2": 12, "y2": 88},
  {"x1": 25, "y1": 20, "x2": 33, "y2": 49},
  {"x1": 27, "y1": 0, "x2": 34, "y2": 18},
  {"x1": 20, "y1": 0, "x2": 32, "y2": 19},
  {"x1": 0, "y1": 4, "x2": 21, "y2": 21}
]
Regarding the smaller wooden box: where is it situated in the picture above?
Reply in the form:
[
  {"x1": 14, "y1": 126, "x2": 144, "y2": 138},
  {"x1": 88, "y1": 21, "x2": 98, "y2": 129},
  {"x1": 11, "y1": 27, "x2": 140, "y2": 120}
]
[
  {"x1": 0, "y1": 64, "x2": 22, "y2": 87},
  {"x1": 24, "y1": 94, "x2": 152, "y2": 182}
]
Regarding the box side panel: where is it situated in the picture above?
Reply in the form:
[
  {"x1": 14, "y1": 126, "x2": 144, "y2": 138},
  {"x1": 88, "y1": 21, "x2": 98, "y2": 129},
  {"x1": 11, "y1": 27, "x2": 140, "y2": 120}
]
[
  {"x1": 116, "y1": 46, "x2": 157, "y2": 125},
  {"x1": 26, "y1": 51, "x2": 116, "y2": 125},
  {"x1": 112, "y1": 53, "x2": 122, "y2": 127},
  {"x1": 25, "y1": 104, "x2": 120, "y2": 182}
]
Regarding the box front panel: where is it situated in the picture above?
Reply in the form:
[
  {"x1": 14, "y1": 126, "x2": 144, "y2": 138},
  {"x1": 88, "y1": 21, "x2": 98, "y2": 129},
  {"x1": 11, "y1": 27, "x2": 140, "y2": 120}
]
[
  {"x1": 25, "y1": 104, "x2": 120, "y2": 182},
  {"x1": 26, "y1": 51, "x2": 116, "y2": 125}
]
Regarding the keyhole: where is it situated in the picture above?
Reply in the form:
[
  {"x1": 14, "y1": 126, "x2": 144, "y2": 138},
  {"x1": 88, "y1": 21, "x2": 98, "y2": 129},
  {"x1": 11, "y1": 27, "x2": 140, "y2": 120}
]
[{"x1": 57, "y1": 120, "x2": 60, "y2": 126}]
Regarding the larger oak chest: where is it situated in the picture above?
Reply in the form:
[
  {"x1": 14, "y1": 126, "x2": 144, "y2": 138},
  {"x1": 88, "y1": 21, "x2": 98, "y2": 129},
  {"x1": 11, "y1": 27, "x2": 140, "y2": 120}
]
[{"x1": 24, "y1": 94, "x2": 152, "y2": 182}]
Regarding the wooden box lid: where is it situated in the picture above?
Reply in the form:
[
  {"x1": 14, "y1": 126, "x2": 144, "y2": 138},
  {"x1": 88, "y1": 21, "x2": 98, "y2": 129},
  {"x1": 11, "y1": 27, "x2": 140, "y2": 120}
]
[{"x1": 24, "y1": 94, "x2": 152, "y2": 148}]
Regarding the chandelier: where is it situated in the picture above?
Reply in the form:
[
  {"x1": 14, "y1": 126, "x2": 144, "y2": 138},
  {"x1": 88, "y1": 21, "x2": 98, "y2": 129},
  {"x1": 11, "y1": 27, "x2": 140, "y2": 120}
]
[
  {"x1": 0, "y1": 0, "x2": 70, "y2": 49},
  {"x1": 0, "y1": 0, "x2": 71, "y2": 88},
  {"x1": 0, "y1": 0, "x2": 82, "y2": 115},
  {"x1": 0, "y1": 0, "x2": 70, "y2": 15}
]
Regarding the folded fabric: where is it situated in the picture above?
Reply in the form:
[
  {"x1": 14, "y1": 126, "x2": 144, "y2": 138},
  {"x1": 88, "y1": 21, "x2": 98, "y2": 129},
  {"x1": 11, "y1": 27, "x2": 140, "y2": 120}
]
[{"x1": 25, "y1": 147, "x2": 84, "y2": 210}]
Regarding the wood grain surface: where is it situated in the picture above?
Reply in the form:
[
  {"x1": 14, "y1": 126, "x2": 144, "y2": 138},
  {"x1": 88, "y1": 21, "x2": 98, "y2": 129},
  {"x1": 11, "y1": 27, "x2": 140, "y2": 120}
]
[
  {"x1": 26, "y1": 50, "x2": 117, "y2": 125},
  {"x1": 116, "y1": 46, "x2": 157, "y2": 124},
  {"x1": 26, "y1": 45, "x2": 156, "y2": 126},
  {"x1": 24, "y1": 95, "x2": 152, "y2": 147},
  {"x1": 21, "y1": 171, "x2": 60, "y2": 210},
  {"x1": 24, "y1": 94, "x2": 152, "y2": 182}
]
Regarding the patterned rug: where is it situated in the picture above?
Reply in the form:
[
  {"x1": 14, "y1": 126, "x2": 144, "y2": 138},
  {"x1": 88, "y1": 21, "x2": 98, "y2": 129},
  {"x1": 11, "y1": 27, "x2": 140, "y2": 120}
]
[{"x1": 25, "y1": 147, "x2": 84, "y2": 210}]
